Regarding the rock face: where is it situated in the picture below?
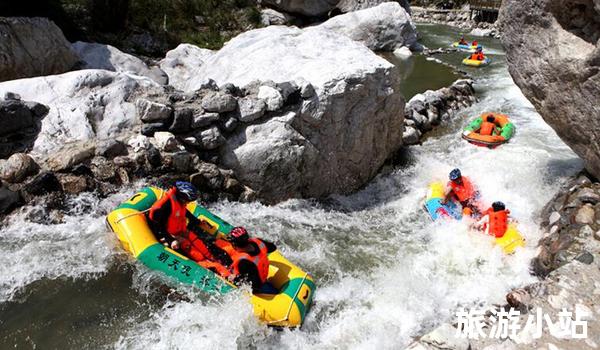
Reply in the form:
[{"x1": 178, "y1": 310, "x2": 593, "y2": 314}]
[
  {"x1": 0, "y1": 94, "x2": 49, "y2": 158},
  {"x1": 318, "y1": 2, "x2": 417, "y2": 51},
  {"x1": 258, "y1": 0, "x2": 339, "y2": 16},
  {"x1": 0, "y1": 70, "x2": 163, "y2": 156},
  {"x1": 71, "y1": 41, "x2": 168, "y2": 85},
  {"x1": 159, "y1": 44, "x2": 215, "y2": 91},
  {"x1": 180, "y1": 26, "x2": 402, "y2": 202},
  {"x1": 336, "y1": 0, "x2": 411, "y2": 15},
  {"x1": 499, "y1": 0, "x2": 600, "y2": 180},
  {"x1": 0, "y1": 17, "x2": 79, "y2": 82}
]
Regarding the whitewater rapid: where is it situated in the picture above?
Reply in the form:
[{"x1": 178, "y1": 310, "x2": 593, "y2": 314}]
[{"x1": 0, "y1": 24, "x2": 582, "y2": 349}]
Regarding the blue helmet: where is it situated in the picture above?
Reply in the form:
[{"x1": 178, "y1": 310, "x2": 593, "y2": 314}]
[
  {"x1": 449, "y1": 168, "x2": 462, "y2": 181},
  {"x1": 476, "y1": 45, "x2": 483, "y2": 51},
  {"x1": 174, "y1": 181, "x2": 199, "y2": 202},
  {"x1": 492, "y1": 201, "x2": 505, "y2": 211}
]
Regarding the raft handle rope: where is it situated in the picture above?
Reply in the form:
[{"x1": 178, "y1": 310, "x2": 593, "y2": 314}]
[
  {"x1": 114, "y1": 190, "x2": 167, "y2": 224},
  {"x1": 267, "y1": 272, "x2": 309, "y2": 326}
]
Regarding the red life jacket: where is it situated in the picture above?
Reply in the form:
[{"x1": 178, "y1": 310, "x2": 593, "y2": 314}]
[
  {"x1": 215, "y1": 237, "x2": 269, "y2": 284},
  {"x1": 148, "y1": 188, "x2": 187, "y2": 236},
  {"x1": 488, "y1": 209, "x2": 509, "y2": 237},
  {"x1": 472, "y1": 41, "x2": 478, "y2": 46},
  {"x1": 449, "y1": 177, "x2": 475, "y2": 202},
  {"x1": 480, "y1": 121, "x2": 496, "y2": 136},
  {"x1": 470, "y1": 52, "x2": 484, "y2": 61}
]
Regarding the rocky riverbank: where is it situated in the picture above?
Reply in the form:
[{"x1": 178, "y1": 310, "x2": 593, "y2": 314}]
[
  {"x1": 408, "y1": 173, "x2": 600, "y2": 350},
  {"x1": 411, "y1": 6, "x2": 500, "y2": 38}
]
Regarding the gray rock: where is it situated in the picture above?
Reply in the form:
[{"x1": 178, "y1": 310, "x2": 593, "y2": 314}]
[
  {"x1": 145, "y1": 145, "x2": 162, "y2": 168},
  {"x1": 169, "y1": 108, "x2": 192, "y2": 133},
  {"x1": 223, "y1": 117, "x2": 239, "y2": 133},
  {"x1": 575, "y1": 251, "x2": 594, "y2": 264},
  {"x1": 499, "y1": 0, "x2": 600, "y2": 180},
  {"x1": 159, "y1": 44, "x2": 215, "y2": 92},
  {"x1": 23, "y1": 172, "x2": 61, "y2": 196},
  {"x1": 46, "y1": 141, "x2": 96, "y2": 172},
  {"x1": 300, "y1": 81, "x2": 316, "y2": 99},
  {"x1": 0, "y1": 185, "x2": 22, "y2": 215},
  {"x1": 576, "y1": 187, "x2": 600, "y2": 204},
  {"x1": 141, "y1": 122, "x2": 167, "y2": 137},
  {"x1": 201, "y1": 91, "x2": 237, "y2": 113},
  {"x1": 4, "y1": 92, "x2": 20, "y2": 100},
  {"x1": 337, "y1": 0, "x2": 411, "y2": 15},
  {"x1": 0, "y1": 153, "x2": 38, "y2": 183},
  {"x1": 223, "y1": 176, "x2": 244, "y2": 195},
  {"x1": 90, "y1": 157, "x2": 117, "y2": 181},
  {"x1": 419, "y1": 323, "x2": 469, "y2": 350},
  {"x1": 192, "y1": 112, "x2": 220, "y2": 129},
  {"x1": 276, "y1": 81, "x2": 299, "y2": 102},
  {"x1": 58, "y1": 174, "x2": 90, "y2": 194},
  {"x1": 0, "y1": 98, "x2": 48, "y2": 158},
  {"x1": 72, "y1": 41, "x2": 168, "y2": 85},
  {"x1": 575, "y1": 204, "x2": 595, "y2": 224},
  {"x1": 172, "y1": 151, "x2": 193, "y2": 173},
  {"x1": 238, "y1": 96, "x2": 267, "y2": 122},
  {"x1": 96, "y1": 139, "x2": 127, "y2": 159},
  {"x1": 257, "y1": 86, "x2": 283, "y2": 112},
  {"x1": 258, "y1": 0, "x2": 338, "y2": 16},
  {"x1": 197, "y1": 127, "x2": 226, "y2": 150},
  {"x1": 113, "y1": 156, "x2": 135, "y2": 168},
  {"x1": 190, "y1": 162, "x2": 224, "y2": 191},
  {"x1": 153, "y1": 131, "x2": 179, "y2": 152},
  {"x1": 317, "y1": 2, "x2": 417, "y2": 51},
  {"x1": 0, "y1": 17, "x2": 79, "y2": 82},
  {"x1": 260, "y1": 8, "x2": 294, "y2": 26},
  {"x1": 548, "y1": 211, "x2": 561, "y2": 226},
  {"x1": 136, "y1": 99, "x2": 173, "y2": 123},
  {"x1": 402, "y1": 126, "x2": 421, "y2": 145}
]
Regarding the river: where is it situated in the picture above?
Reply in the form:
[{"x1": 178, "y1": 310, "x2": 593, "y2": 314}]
[{"x1": 0, "y1": 24, "x2": 583, "y2": 349}]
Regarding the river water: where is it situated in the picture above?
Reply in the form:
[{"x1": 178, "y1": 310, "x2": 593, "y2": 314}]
[{"x1": 0, "y1": 24, "x2": 583, "y2": 349}]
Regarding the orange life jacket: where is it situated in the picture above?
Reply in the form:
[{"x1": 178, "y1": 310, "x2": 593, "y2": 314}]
[
  {"x1": 449, "y1": 176, "x2": 475, "y2": 202},
  {"x1": 487, "y1": 209, "x2": 509, "y2": 237},
  {"x1": 215, "y1": 237, "x2": 269, "y2": 283},
  {"x1": 479, "y1": 121, "x2": 496, "y2": 136},
  {"x1": 148, "y1": 188, "x2": 187, "y2": 236},
  {"x1": 470, "y1": 53, "x2": 484, "y2": 61}
]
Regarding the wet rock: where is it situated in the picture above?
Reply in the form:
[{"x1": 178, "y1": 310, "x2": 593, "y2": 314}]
[
  {"x1": 393, "y1": 46, "x2": 412, "y2": 59},
  {"x1": 46, "y1": 142, "x2": 96, "y2": 172},
  {"x1": 172, "y1": 151, "x2": 193, "y2": 173},
  {"x1": 402, "y1": 126, "x2": 421, "y2": 145},
  {"x1": 201, "y1": 91, "x2": 237, "y2": 113},
  {"x1": 196, "y1": 127, "x2": 225, "y2": 150},
  {"x1": 169, "y1": 108, "x2": 192, "y2": 134},
  {"x1": 191, "y1": 112, "x2": 220, "y2": 129},
  {"x1": 575, "y1": 251, "x2": 594, "y2": 264},
  {"x1": 238, "y1": 96, "x2": 267, "y2": 122},
  {"x1": 260, "y1": 8, "x2": 294, "y2": 26},
  {"x1": 23, "y1": 172, "x2": 61, "y2": 196},
  {"x1": 0, "y1": 17, "x2": 79, "y2": 81},
  {"x1": 238, "y1": 186, "x2": 257, "y2": 202},
  {"x1": 548, "y1": 211, "x2": 561, "y2": 226},
  {"x1": 57, "y1": 174, "x2": 90, "y2": 194},
  {"x1": 0, "y1": 153, "x2": 38, "y2": 183},
  {"x1": 141, "y1": 122, "x2": 167, "y2": 136},
  {"x1": 223, "y1": 176, "x2": 244, "y2": 195},
  {"x1": 300, "y1": 81, "x2": 315, "y2": 99},
  {"x1": 222, "y1": 117, "x2": 239, "y2": 133},
  {"x1": 128, "y1": 135, "x2": 151, "y2": 153},
  {"x1": 4, "y1": 92, "x2": 20, "y2": 100},
  {"x1": 190, "y1": 162, "x2": 224, "y2": 191},
  {"x1": 145, "y1": 145, "x2": 162, "y2": 169},
  {"x1": 96, "y1": 139, "x2": 127, "y2": 159},
  {"x1": 419, "y1": 323, "x2": 469, "y2": 350},
  {"x1": 0, "y1": 184, "x2": 22, "y2": 215},
  {"x1": 575, "y1": 204, "x2": 595, "y2": 224},
  {"x1": 506, "y1": 288, "x2": 532, "y2": 312},
  {"x1": 257, "y1": 86, "x2": 283, "y2": 112},
  {"x1": 153, "y1": 131, "x2": 179, "y2": 152},
  {"x1": 90, "y1": 157, "x2": 117, "y2": 181},
  {"x1": 0, "y1": 98, "x2": 48, "y2": 158},
  {"x1": 136, "y1": 99, "x2": 173, "y2": 123},
  {"x1": 113, "y1": 156, "x2": 135, "y2": 169},
  {"x1": 576, "y1": 187, "x2": 600, "y2": 204}
]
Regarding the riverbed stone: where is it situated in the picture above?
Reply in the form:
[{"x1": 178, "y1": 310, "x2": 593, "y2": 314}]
[
  {"x1": 46, "y1": 142, "x2": 96, "y2": 172},
  {"x1": 136, "y1": 99, "x2": 172, "y2": 123},
  {"x1": 238, "y1": 96, "x2": 267, "y2": 122},
  {"x1": 169, "y1": 108, "x2": 193, "y2": 133},
  {"x1": 548, "y1": 211, "x2": 561, "y2": 226},
  {"x1": 153, "y1": 131, "x2": 179, "y2": 152},
  {"x1": 197, "y1": 127, "x2": 225, "y2": 150},
  {"x1": 201, "y1": 91, "x2": 237, "y2": 113},
  {"x1": 96, "y1": 139, "x2": 127, "y2": 159},
  {"x1": 192, "y1": 112, "x2": 220, "y2": 129},
  {"x1": 0, "y1": 153, "x2": 38, "y2": 183},
  {"x1": 58, "y1": 174, "x2": 90, "y2": 194},
  {"x1": 257, "y1": 86, "x2": 283, "y2": 112},
  {"x1": 575, "y1": 204, "x2": 595, "y2": 224},
  {"x1": 402, "y1": 126, "x2": 420, "y2": 145},
  {"x1": 576, "y1": 187, "x2": 600, "y2": 204}
]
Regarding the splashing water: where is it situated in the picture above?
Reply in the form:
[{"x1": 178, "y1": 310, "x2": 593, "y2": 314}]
[{"x1": 0, "y1": 24, "x2": 582, "y2": 349}]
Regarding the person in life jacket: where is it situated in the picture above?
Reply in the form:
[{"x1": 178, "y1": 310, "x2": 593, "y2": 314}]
[
  {"x1": 146, "y1": 181, "x2": 230, "y2": 276},
  {"x1": 469, "y1": 46, "x2": 485, "y2": 61},
  {"x1": 215, "y1": 227, "x2": 277, "y2": 291},
  {"x1": 471, "y1": 40, "x2": 478, "y2": 47},
  {"x1": 476, "y1": 201, "x2": 510, "y2": 238},
  {"x1": 479, "y1": 114, "x2": 500, "y2": 136},
  {"x1": 458, "y1": 35, "x2": 468, "y2": 46},
  {"x1": 442, "y1": 168, "x2": 483, "y2": 218}
]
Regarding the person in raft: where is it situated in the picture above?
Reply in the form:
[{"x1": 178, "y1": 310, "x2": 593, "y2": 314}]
[
  {"x1": 475, "y1": 201, "x2": 510, "y2": 238},
  {"x1": 471, "y1": 40, "x2": 478, "y2": 47},
  {"x1": 469, "y1": 46, "x2": 485, "y2": 61},
  {"x1": 458, "y1": 35, "x2": 468, "y2": 45},
  {"x1": 442, "y1": 168, "x2": 483, "y2": 217},
  {"x1": 466, "y1": 114, "x2": 501, "y2": 137},
  {"x1": 146, "y1": 181, "x2": 230, "y2": 276},
  {"x1": 215, "y1": 226, "x2": 277, "y2": 291}
]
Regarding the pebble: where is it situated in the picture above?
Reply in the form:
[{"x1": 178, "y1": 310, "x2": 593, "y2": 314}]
[{"x1": 575, "y1": 204, "x2": 595, "y2": 224}]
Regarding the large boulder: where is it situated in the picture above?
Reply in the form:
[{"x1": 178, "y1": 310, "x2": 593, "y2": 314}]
[
  {"x1": 71, "y1": 41, "x2": 168, "y2": 85},
  {"x1": 336, "y1": 0, "x2": 411, "y2": 15},
  {"x1": 0, "y1": 17, "x2": 79, "y2": 82},
  {"x1": 0, "y1": 70, "x2": 163, "y2": 156},
  {"x1": 0, "y1": 94, "x2": 49, "y2": 158},
  {"x1": 257, "y1": 0, "x2": 339, "y2": 16},
  {"x1": 499, "y1": 0, "x2": 600, "y2": 179},
  {"x1": 318, "y1": 2, "x2": 417, "y2": 51},
  {"x1": 159, "y1": 44, "x2": 215, "y2": 91},
  {"x1": 185, "y1": 26, "x2": 403, "y2": 202}
]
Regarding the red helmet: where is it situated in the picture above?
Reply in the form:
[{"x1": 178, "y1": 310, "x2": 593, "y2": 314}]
[{"x1": 230, "y1": 226, "x2": 249, "y2": 245}]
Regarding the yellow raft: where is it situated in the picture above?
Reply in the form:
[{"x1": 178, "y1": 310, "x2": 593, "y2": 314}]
[
  {"x1": 462, "y1": 57, "x2": 491, "y2": 67},
  {"x1": 495, "y1": 223, "x2": 526, "y2": 254},
  {"x1": 107, "y1": 186, "x2": 315, "y2": 327}
]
